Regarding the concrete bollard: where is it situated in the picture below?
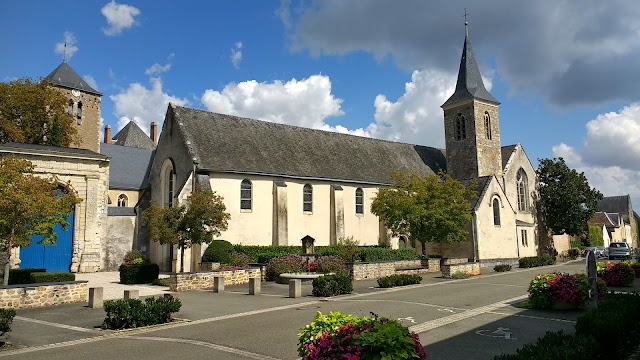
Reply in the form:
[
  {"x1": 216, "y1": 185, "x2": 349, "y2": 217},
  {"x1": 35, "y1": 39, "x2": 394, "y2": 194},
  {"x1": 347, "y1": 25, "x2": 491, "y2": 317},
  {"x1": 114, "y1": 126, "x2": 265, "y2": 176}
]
[
  {"x1": 213, "y1": 276, "x2": 225, "y2": 293},
  {"x1": 124, "y1": 290, "x2": 139, "y2": 300},
  {"x1": 88, "y1": 287, "x2": 104, "y2": 309},
  {"x1": 289, "y1": 279, "x2": 301, "y2": 298},
  {"x1": 249, "y1": 278, "x2": 260, "y2": 295}
]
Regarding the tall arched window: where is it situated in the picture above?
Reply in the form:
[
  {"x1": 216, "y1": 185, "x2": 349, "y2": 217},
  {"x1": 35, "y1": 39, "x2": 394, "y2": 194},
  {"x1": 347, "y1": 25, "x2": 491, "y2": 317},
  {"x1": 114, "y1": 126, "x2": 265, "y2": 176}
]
[
  {"x1": 493, "y1": 198, "x2": 501, "y2": 226},
  {"x1": 303, "y1": 184, "x2": 313, "y2": 213},
  {"x1": 455, "y1": 114, "x2": 466, "y2": 141},
  {"x1": 484, "y1": 112, "x2": 492, "y2": 140},
  {"x1": 161, "y1": 160, "x2": 175, "y2": 208},
  {"x1": 68, "y1": 99, "x2": 74, "y2": 115},
  {"x1": 516, "y1": 169, "x2": 529, "y2": 211},
  {"x1": 76, "y1": 101, "x2": 83, "y2": 124},
  {"x1": 240, "y1": 179, "x2": 252, "y2": 210},
  {"x1": 355, "y1": 188, "x2": 364, "y2": 214},
  {"x1": 117, "y1": 194, "x2": 128, "y2": 207}
]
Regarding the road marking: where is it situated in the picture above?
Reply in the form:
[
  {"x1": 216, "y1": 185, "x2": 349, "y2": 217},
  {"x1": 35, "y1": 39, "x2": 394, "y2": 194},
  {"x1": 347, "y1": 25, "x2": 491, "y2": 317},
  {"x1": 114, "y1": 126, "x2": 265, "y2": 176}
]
[
  {"x1": 488, "y1": 311, "x2": 576, "y2": 323},
  {"x1": 14, "y1": 316, "x2": 97, "y2": 333},
  {"x1": 476, "y1": 327, "x2": 516, "y2": 340},
  {"x1": 397, "y1": 316, "x2": 416, "y2": 323},
  {"x1": 124, "y1": 336, "x2": 282, "y2": 360},
  {"x1": 438, "y1": 308, "x2": 455, "y2": 313}
]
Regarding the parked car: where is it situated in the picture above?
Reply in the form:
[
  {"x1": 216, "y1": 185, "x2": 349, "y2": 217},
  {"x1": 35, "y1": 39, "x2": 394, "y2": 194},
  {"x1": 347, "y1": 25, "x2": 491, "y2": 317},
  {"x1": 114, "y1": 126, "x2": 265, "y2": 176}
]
[
  {"x1": 595, "y1": 247, "x2": 608, "y2": 258},
  {"x1": 608, "y1": 242, "x2": 631, "y2": 260}
]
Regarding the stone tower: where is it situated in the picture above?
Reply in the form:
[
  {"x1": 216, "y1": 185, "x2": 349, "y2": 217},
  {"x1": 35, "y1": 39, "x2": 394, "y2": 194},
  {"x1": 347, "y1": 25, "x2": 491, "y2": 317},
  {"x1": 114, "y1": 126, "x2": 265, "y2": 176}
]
[
  {"x1": 45, "y1": 62, "x2": 102, "y2": 152},
  {"x1": 441, "y1": 23, "x2": 501, "y2": 181}
]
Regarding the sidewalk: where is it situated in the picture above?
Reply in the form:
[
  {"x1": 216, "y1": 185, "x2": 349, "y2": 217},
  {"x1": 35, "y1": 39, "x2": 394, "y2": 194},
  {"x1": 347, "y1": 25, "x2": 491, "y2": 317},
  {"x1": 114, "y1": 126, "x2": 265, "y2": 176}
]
[{"x1": 75, "y1": 271, "x2": 170, "y2": 300}]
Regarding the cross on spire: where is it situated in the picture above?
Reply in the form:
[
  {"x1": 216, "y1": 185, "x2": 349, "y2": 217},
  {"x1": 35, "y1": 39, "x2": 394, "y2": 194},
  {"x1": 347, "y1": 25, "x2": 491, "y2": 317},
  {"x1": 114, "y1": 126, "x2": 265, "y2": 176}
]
[
  {"x1": 63, "y1": 42, "x2": 67, "y2": 63},
  {"x1": 462, "y1": 8, "x2": 470, "y2": 37},
  {"x1": 462, "y1": 8, "x2": 469, "y2": 22}
]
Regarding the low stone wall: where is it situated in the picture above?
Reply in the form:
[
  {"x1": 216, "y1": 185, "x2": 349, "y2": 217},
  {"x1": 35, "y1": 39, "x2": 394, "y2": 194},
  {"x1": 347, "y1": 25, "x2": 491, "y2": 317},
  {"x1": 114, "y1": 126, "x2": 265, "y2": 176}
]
[
  {"x1": 441, "y1": 263, "x2": 481, "y2": 279},
  {"x1": 442, "y1": 257, "x2": 469, "y2": 266},
  {"x1": 0, "y1": 281, "x2": 88, "y2": 309},
  {"x1": 478, "y1": 258, "x2": 519, "y2": 268},
  {"x1": 350, "y1": 259, "x2": 440, "y2": 280},
  {"x1": 169, "y1": 268, "x2": 261, "y2": 292}
]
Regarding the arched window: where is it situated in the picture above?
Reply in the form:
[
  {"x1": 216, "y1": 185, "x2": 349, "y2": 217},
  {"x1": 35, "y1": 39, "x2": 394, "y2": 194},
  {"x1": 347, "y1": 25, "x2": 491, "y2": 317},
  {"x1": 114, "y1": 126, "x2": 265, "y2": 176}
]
[
  {"x1": 117, "y1": 194, "x2": 128, "y2": 207},
  {"x1": 516, "y1": 169, "x2": 529, "y2": 211},
  {"x1": 303, "y1": 184, "x2": 313, "y2": 212},
  {"x1": 493, "y1": 198, "x2": 501, "y2": 226},
  {"x1": 355, "y1": 188, "x2": 364, "y2": 214},
  {"x1": 240, "y1": 179, "x2": 252, "y2": 210},
  {"x1": 484, "y1": 112, "x2": 492, "y2": 140},
  {"x1": 455, "y1": 113, "x2": 466, "y2": 141},
  {"x1": 68, "y1": 99, "x2": 74, "y2": 115},
  {"x1": 161, "y1": 160, "x2": 175, "y2": 208},
  {"x1": 76, "y1": 101, "x2": 83, "y2": 124}
]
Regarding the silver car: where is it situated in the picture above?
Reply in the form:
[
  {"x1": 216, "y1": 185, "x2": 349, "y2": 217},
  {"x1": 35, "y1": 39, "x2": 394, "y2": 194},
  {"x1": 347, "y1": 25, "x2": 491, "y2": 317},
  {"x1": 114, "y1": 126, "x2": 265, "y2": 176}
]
[{"x1": 608, "y1": 242, "x2": 631, "y2": 260}]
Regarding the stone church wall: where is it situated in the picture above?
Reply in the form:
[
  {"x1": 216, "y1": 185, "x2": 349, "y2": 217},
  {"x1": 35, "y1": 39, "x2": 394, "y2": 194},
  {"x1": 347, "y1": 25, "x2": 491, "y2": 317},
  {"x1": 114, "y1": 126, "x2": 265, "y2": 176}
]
[
  {"x1": 475, "y1": 179, "x2": 518, "y2": 260},
  {"x1": 55, "y1": 87, "x2": 101, "y2": 153}
]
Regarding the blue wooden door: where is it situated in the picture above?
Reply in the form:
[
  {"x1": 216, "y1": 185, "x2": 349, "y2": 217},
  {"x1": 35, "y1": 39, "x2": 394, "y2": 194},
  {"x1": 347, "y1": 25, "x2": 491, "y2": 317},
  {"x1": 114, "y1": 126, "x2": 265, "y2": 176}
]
[{"x1": 21, "y1": 211, "x2": 74, "y2": 272}]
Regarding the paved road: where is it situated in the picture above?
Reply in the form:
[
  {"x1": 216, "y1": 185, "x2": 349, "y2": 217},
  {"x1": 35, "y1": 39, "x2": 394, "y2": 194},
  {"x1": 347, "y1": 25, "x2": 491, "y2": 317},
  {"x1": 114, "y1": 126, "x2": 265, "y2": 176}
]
[{"x1": 1, "y1": 260, "x2": 604, "y2": 360}]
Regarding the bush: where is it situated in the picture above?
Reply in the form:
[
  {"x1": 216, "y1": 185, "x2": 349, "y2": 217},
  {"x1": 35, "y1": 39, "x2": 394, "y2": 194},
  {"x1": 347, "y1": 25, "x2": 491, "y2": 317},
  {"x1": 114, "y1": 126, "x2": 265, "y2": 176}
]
[
  {"x1": 336, "y1": 236, "x2": 361, "y2": 263},
  {"x1": 598, "y1": 262, "x2": 634, "y2": 287},
  {"x1": 298, "y1": 312, "x2": 427, "y2": 359},
  {"x1": 297, "y1": 311, "x2": 375, "y2": 355},
  {"x1": 202, "y1": 240, "x2": 234, "y2": 263},
  {"x1": 233, "y1": 245, "x2": 301, "y2": 263},
  {"x1": 228, "y1": 251, "x2": 249, "y2": 267},
  {"x1": 152, "y1": 278, "x2": 171, "y2": 287},
  {"x1": 518, "y1": 256, "x2": 556, "y2": 268},
  {"x1": 8, "y1": 268, "x2": 46, "y2": 285},
  {"x1": 493, "y1": 264, "x2": 512, "y2": 272},
  {"x1": 526, "y1": 272, "x2": 604, "y2": 309},
  {"x1": 29, "y1": 272, "x2": 75, "y2": 283},
  {"x1": 377, "y1": 274, "x2": 422, "y2": 288},
  {"x1": 123, "y1": 250, "x2": 148, "y2": 265},
  {"x1": 265, "y1": 254, "x2": 305, "y2": 281},
  {"x1": 0, "y1": 308, "x2": 16, "y2": 337},
  {"x1": 567, "y1": 248, "x2": 581, "y2": 259},
  {"x1": 314, "y1": 256, "x2": 347, "y2": 274},
  {"x1": 312, "y1": 273, "x2": 353, "y2": 297},
  {"x1": 119, "y1": 263, "x2": 160, "y2": 284},
  {"x1": 102, "y1": 295, "x2": 182, "y2": 330},
  {"x1": 493, "y1": 331, "x2": 601, "y2": 360},
  {"x1": 450, "y1": 272, "x2": 471, "y2": 279},
  {"x1": 358, "y1": 247, "x2": 420, "y2": 262}
]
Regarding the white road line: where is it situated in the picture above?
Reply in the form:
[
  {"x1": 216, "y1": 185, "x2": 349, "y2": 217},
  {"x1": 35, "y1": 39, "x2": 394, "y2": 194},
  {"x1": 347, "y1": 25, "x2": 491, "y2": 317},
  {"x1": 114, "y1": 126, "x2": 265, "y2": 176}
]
[
  {"x1": 487, "y1": 311, "x2": 577, "y2": 323},
  {"x1": 14, "y1": 316, "x2": 97, "y2": 333},
  {"x1": 339, "y1": 298, "x2": 468, "y2": 311},
  {"x1": 124, "y1": 336, "x2": 283, "y2": 360}
]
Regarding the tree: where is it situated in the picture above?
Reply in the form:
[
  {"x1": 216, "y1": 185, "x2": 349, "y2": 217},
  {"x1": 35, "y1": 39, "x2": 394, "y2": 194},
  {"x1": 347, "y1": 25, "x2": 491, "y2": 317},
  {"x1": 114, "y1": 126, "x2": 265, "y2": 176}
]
[
  {"x1": 142, "y1": 190, "x2": 231, "y2": 272},
  {"x1": 0, "y1": 156, "x2": 81, "y2": 285},
  {"x1": 48, "y1": 115, "x2": 62, "y2": 147},
  {"x1": 536, "y1": 157, "x2": 602, "y2": 236},
  {"x1": 0, "y1": 78, "x2": 79, "y2": 146},
  {"x1": 370, "y1": 171, "x2": 477, "y2": 255}
]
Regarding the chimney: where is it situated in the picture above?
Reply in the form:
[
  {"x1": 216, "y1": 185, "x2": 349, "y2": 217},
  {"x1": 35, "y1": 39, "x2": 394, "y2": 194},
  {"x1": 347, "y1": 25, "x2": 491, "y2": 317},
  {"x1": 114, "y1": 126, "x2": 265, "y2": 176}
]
[
  {"x1": 104, "y1": 125, "x2": 111, "y2": 144},
  {"x1": 150, "y1": 122, "x2": 157, "y2": 145}
]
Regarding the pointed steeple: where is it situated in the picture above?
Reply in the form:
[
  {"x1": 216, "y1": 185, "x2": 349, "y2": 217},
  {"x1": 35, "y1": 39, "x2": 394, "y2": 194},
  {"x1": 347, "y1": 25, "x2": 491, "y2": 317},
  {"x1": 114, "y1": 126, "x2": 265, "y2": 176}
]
[
  {"x1": 44, "y1": 62, "x2": 101, "y2": 96},
  {"x1": 442, "y1": 22, "x2": 499, "y2": 108}
]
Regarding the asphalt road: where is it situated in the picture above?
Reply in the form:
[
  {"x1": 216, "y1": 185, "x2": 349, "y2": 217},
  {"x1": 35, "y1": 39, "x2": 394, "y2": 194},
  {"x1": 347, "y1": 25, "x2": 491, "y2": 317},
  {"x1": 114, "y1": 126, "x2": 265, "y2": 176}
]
[{"x1": 1, "y1": 260, "x2": 600, "y2": 360}]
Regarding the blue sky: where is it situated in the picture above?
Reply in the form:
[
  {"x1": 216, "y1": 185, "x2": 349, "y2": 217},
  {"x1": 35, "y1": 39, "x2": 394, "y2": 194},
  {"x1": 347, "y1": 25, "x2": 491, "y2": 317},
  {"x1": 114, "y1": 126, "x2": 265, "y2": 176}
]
[{"x1": 2, "y1": 1, "x2": 640, "y2": 207}]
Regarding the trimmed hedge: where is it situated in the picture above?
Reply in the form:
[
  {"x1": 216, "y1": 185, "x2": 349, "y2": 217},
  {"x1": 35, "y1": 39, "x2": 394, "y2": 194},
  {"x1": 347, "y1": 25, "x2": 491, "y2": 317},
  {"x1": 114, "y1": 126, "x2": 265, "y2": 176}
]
[
  {"x1": 9, "y1": 268, "x2": 46, "y2": 285},
  {"x1": 233, "y1": 245, "x2": 419, "y2": 264},
  {"x1": 377, "y1": 274, "x2": 422, "y2": 288},
  {"x1": 0, "y1": 308, "x2": 16, "y2": 339},
  {"x1": 202, "y1": 240, "x2": 234, "y2": 263},
  {"x1": 234, "y1": 245, "x2": 302, "y2": 263},
  {"x1": 358, "y1": 247, "x2": 419, "y2": 262},
  {"x1": 493, "y1": 264, "x2": 512, "y2": 272},
  {"x1": 102, "y1": 295, "x2": 182, "y2": 330},
  {"x1": 518, "y1": 256, "x2": 556, "y2": 268},
  {"x1": 30, "y1": 272, "x2": 75, "y2": 283},
  {"x1": 312, "y1": 273, "x2": 353, "y2": 297},
  {"x1": 119, "y1": 263, "x2": 159, "y2": 284}
]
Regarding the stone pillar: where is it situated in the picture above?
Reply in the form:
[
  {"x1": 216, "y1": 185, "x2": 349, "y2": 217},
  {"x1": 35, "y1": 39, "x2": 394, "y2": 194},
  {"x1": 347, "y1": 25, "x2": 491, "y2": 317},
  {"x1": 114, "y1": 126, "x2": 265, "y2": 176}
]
[
  {"x1": 124, "y1": 290, "x2": 139, "y2": 300},
  {"x1": 88, "y1": 287, "x2": 103, "y2": 308},
  {"x1": 249, "y1": 278, "x2": 260, "y2": 295},
  {"x1": 289, "y1": 279, "x2": 301, "y2": 298},
  {"x1": 79, "y1": 175, "x2": 102, "y2": 272},
  {"x1": 272, "y1": 181, "x2": 288, "y2": 246},
  {"x1": 213, "y1": 276, "x2": 225, "y2": 293},
  {"x1": 330, "y1": 185, "x2": 345, "y2": 246}
]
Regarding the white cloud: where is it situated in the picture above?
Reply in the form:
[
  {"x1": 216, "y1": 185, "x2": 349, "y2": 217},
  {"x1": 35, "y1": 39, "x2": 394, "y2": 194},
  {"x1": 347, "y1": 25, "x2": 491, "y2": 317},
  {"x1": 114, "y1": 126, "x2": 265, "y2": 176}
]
[
  {"x1": 54, "y1": 32, "x2": 78, "y2": 61},
  {"x1": 110, "y1": 77, "x2": 189, "y2": 134},
  {"x1": 145, "y1": 63, "x2": 171, "y2": 76},
  {"x1": 83, "y1": 75, "x2": 99, "y2": 91},
  {"x1": 101, "y1": 0, "x2": 140, "y2": 36},
  {"x1": 230, "y1": 42, "x2": 243, "y2": 68}
]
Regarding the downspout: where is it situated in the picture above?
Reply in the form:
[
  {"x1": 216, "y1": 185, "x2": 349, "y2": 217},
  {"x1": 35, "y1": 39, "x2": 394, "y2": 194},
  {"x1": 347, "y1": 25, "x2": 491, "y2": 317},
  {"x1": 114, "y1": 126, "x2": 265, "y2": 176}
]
[
  {"x1": 515, "y1": 227, "x2": 520, "y2": 258},
  {"x1": 472, "y1": 212, "x2": 478, "y2": 262}
]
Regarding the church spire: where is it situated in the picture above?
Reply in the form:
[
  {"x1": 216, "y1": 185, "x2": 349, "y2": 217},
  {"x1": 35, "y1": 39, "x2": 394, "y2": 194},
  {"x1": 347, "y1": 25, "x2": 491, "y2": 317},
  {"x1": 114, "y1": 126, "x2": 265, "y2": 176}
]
[{"x1": 442, "y1": 21, "x2": 499, "y2": 108}]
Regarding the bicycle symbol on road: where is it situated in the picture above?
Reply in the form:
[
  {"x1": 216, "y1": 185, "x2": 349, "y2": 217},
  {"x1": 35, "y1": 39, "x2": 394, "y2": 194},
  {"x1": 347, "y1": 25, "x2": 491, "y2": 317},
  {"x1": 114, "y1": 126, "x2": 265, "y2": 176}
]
[
  {"x1": 475, "y1": 327, "x2": 516, "y2": 340},
  {"x1": 397, "y1": 316, "x2": 416, "y2": 323}
]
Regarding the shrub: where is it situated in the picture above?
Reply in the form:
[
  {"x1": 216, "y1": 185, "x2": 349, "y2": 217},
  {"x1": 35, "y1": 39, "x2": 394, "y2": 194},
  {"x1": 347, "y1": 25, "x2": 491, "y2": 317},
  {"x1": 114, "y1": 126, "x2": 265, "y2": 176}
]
[
  {"x1": 152, "y1": 278, "x2": 171, "y2": 287},
  {"x1": 598, "y1": 262, "x2": 634, "y2": 287},
  {"x1": 297, "y1": 311, "x2": 375, "y2": 355},
  {"x1": 312, "y1": 273, "x2": 353, "y2": 297},
  {"x1": 102, "y1": 295, "x2": 182, "y2": 330},
  {"x1": 298, "y1": 312, "x2": 427, "y2": 359},
  {"x1": 8, "y1": 268, "x2": 45, "y2": 285},
  {"x1": 336, "y1": 236, "x2": 361, "y2": 263},
  {"x1": 29, "y1": 272, "x2": 75, "y2": 283},
  {"x1": 265, "y1": 254, "x2": 305, "y2": 281},
  {"x1": 377, "y1": 274, "x2": 422, "y2": 288},
  {"x1": 202, "y1": 240, "x2": 234, "y2": 263},
  {"x1": 123, "y1": 250, "x2": 148, "y2": 265},
  {"x1": 0, "y1": 308, "x2": 16, "y2": 338},
  {"x1": 566, "y1": 248, "x2": 581, "y2": 259},
  {"x1": 526, "y1": 272, "x2": 603, "y2": 309},
  {"x1": 493, "y1": 331, "x2": 601, "y2": 360},
  {"x1": 119, "y1": 263, "x2": 160, "y2": 284},
  {"x1": 518, "y1": 256, "x2": 556, "y2": 268},
  {"x1": 359, "y1": 247, "x2": 420, "y2": 262},
  {"x1": 228, "y1": 251, "x2": 249, "y2": 267},
  {"x1": 493, "y1": 264, "x2": 512, "y2": 272},
  {"x1": 314, "y1": 256, "x2": 347, "y2": 274},
  {"x1": 232, "y1": 245, "x2": 301, "y2": 263},
  {"x1": 450, "y1": 272, "x2": 471, "y2": 279}
]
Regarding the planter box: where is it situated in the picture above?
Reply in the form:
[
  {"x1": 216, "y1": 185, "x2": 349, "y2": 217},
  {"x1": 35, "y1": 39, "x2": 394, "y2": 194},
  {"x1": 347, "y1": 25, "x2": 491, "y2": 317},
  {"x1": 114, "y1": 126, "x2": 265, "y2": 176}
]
[{"x1": 441, "y1": 263, "x2": 480, "y2": 278}]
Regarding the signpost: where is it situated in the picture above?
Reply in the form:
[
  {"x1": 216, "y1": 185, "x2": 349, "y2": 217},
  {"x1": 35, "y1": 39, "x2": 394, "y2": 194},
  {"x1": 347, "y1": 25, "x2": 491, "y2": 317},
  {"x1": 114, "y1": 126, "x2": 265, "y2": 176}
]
[{"x1": 586, "y1": 250, "x2": 598, "y2": 309}]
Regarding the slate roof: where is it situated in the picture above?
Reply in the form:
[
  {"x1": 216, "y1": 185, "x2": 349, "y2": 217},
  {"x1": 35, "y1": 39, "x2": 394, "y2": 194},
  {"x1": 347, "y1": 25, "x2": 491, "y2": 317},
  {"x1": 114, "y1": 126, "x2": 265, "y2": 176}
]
[
  {"x1": 442, "y1": 25, "x2": 499, "y2": 108},
  {"x1": 501, "y1": 144, "x2": 517, "y2": 171},
  {"x1": 597, "y1": 195, "x2": 631, "y2": 214},
  {"x1": 100, "y1": 144, "x2": 154, "y2": 190},
  {"x1": 0, "y1": 142, "x2": 106, "y2": 158},
  {"x1": 590, "y1": 212, "x2": 617, "y2": 227},
  {"x1": 44, "y1": 62, "x2": 101, "y2": 96},
  {"x1": 112, "y1": 121, "x2": 156, "y2": 150},
  {"x1": 171, "y1": 105, "x2": 446, "y2": 185}
]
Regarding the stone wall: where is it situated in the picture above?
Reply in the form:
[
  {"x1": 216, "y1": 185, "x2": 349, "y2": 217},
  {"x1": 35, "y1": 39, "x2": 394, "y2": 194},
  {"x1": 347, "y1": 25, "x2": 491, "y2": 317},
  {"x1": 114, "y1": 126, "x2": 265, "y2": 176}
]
[
  {"x1": 103, "y1": 215, "x2": 136, "y2": 270},
  {"x1": 169, "y1": 268, "x2": 261, "y2": 292},
  {"x1": 0, "y1": 281, "x2": 88, "y2": 309},
  {"x1": 349, "y1": 259, "x2": 440, "y2": 281},
  {"x1": 441, "y1": 263, "x2": 481, "y2": 279},
  {"x1": 442, "y1": 257, "x2": 469, "y2": 265}
]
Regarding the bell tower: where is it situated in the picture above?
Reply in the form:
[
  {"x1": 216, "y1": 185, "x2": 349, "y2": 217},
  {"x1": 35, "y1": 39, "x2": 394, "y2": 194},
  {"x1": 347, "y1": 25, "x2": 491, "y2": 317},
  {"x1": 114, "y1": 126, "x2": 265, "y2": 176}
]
[{"x1": 442, "y1": 22, "x2": 501, "y2": 181}]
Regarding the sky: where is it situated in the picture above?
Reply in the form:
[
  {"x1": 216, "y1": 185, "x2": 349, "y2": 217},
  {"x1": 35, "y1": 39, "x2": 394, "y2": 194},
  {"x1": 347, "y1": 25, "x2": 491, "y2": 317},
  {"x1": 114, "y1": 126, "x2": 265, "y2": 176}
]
[{"x1": 1, "y1": 0, "x2": 640, "y2": 209}]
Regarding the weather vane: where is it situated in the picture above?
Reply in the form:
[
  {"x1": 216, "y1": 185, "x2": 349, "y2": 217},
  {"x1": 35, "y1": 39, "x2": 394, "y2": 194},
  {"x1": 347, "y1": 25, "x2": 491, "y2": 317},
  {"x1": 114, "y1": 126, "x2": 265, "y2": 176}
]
[
  {"x1": 462, "y1": 8, "x2": 469, "y2": 23},
  {"x1": 63, "y1": 41, "x2": 67, "y2": 63}
]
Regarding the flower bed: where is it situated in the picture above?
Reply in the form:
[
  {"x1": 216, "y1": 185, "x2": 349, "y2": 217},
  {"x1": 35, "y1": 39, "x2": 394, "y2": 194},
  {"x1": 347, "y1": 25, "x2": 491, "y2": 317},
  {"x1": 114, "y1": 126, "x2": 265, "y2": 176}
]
[
  {"x1": 525, "y1": 272, "x2": 606, "y2": 309},
  {"x1": 597, "y1": 262, "x2": 634, "y2": 287},
  {"x1": 265, "y1": 255, "x2": 347, "y2": 281}
]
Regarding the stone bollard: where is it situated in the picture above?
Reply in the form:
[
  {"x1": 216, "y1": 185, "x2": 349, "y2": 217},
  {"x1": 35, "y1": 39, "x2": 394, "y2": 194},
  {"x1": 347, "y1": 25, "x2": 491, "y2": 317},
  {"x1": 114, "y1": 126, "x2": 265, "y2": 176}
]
[
  {"x1": 88, "y1": 287, "x2": 103, "y2": 309},
  {"x1": 249, "y1": 278, "x2": 260, "y2": 295},
  {"x1": 124, "y1": 290, "x2": 139, "y2": 300},
  {"x1": 213, "y1": 276, "x2": 225, "y2": 293},
  {"x1": 289, "y1": 279, "x2": 301, "y2": 298}
]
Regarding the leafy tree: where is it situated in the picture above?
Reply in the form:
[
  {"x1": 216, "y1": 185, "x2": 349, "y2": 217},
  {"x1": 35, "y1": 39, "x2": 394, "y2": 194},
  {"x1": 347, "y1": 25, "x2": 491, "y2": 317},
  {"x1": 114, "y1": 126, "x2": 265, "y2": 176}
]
[
  {"x1": 0, "y1": 78, "x2": 79, "y2": 146},
  {"x1": 536, "y1": 157, "x2": 602, "y2": 236},
  {"x1": 142, "y1": 190, "x2": 231, "y2": 272},
  {"x1": 371, "y1": 171, "x2": 476, "y2": 255},
  {"x1": 48, "y1": 115, "x2": 62, "y2": 147},
  {"x1": 0, "y1": 156, "x2": 81, "y2": 285}
]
